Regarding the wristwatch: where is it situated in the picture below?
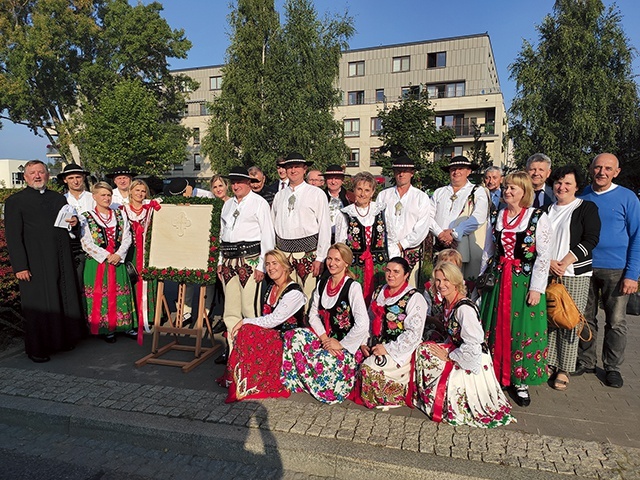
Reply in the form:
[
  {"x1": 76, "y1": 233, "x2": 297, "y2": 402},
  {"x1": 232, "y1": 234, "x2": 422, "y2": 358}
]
[{"x1": 451, "y1": 230, "x2": 459, "y2": 240}]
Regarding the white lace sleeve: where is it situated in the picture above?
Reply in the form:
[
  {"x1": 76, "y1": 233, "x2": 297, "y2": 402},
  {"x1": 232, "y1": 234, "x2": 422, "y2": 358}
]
[
  {"x1": 244, "y1": 289, "x2": 307, "y2": 329},
  {"x1": 385, "y1": 292, "x2": 427, "y2": 366},
  {"x1": 448, "y1": 304, "x2": 483, "y2": 374},
  {"x1": 530, "y1": 211, "x2": 553, "y2": 293},
  {"x1": 480, "y1": 211, "x2": 498, "y2": 275}
]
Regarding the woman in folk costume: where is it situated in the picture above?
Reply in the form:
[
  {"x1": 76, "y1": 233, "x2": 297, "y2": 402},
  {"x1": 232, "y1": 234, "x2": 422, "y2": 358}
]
[
  {"x1": 358, "y1": 257, "x2": 427, "y2": 410},
  {"x1": 282, "y1": 243, "x2": 369, "y2": 404},
  {"x1": 335, "y1": 172, "x2": 390, "y2": 306},
  {"x1": 415, "y1": 262, "x2": 514, "y2": 427},
  {"x1": 80, "y1": 182, "x2": 137, "y2": 343},
  {"x1": 120, "y1": 179, "x2": 161, "y2": 342},
  {"x1": 479, "y1": 171, "x2": 552, "y2": 407},
  {"x1": 220, "y1": 250, "x2": 307, "y2": 402}
]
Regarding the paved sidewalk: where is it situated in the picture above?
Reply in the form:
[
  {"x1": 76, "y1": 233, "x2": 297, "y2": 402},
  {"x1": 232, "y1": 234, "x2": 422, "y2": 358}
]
[{"x1": 0, "y1": 310, "x2": 637, "y2": 479}]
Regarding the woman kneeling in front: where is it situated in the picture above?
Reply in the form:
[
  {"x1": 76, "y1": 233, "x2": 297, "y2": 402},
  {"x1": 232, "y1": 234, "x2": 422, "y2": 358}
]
[
  {"x1": 415, "y1": 262, "x2": 514, "y2": 427},
  {"x1": 221, "y1": 250, "x2": 306, "y2": 402},
  {"x1": 358, "y1": 257, "x2": 427, "y2": 410},
  {"x1": 282, "y1": 243, "x2": 369, "y2": 404}
]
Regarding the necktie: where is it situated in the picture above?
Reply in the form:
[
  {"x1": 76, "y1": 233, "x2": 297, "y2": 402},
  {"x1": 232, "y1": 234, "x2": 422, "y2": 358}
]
[
  {"x1": 280, "y1": 181, "x2": 285, "y2": 191},
  {"x1": 533, "y1": 190, "x2": 542, "y2": 208}
]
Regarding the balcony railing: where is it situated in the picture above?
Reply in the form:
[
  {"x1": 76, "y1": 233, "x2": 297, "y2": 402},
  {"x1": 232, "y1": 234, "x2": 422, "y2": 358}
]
[{"x1": 438, "y1": 120, "x2": 496, "y2": 137}]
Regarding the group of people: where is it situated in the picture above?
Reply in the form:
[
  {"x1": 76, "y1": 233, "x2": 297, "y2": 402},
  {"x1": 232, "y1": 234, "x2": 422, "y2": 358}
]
[{"x1": 5, "y1": 149, "x2": 638, "y2": 428}]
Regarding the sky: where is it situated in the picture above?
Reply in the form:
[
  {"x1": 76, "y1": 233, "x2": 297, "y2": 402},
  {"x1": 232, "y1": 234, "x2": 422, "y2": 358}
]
[{"x1": 1, "y1": 0, "x2": 639, "y2": 161}]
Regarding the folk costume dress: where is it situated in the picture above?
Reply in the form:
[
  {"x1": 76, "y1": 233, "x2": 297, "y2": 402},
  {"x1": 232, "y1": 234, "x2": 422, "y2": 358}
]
[
  {"x1": 80, "y1": 208, "x2": 137, "y2": 336},
  {"x1": 358, "y1": 283, "x2": 427, "y2": 408},
  {"x1": 335, "y1": 201, "x2": 390, "y2": 305},
  {"x1": 282, "y1": 276, "x2": 370, "y2": 404},
  {"x1": 121, "y1": 200, "x2": 161, "y2": 340},
  {"x1": 222, "y1": 282, "x2": 307, "y2": 403},
  {"x1": 415, "y1": 297, "x2": 514, "y2": 428},
  {"x1": 479, "y1": 207, "x2": 552, "y2": 387}
]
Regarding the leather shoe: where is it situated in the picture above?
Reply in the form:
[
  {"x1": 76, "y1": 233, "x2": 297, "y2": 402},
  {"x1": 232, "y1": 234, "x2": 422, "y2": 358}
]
[
  {"x1": 212, "y1": 319, "x2": 226, "y2": 335},
  {"x1": 104, "y1": 334, "x2": 117, "y2": 344},
  {"x1": 571, "y1": 364, "x2": 596, "y2": 376},
  {"x1": 28, "y1": 355, "x2": 50, "y2": 363},
  {"x1": 605, "y1": 371, "x2": 623, "y2": 388},
  {"x1": 214, "y1": 353, "x2": 228, "y2": 365},
  {"x1": 513, "y1": 385, "x2": 531, "y2": 407}
]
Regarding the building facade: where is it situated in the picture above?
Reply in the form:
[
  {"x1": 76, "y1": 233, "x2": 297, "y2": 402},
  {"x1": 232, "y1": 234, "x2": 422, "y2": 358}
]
[{"x1": 173, "y1": 33, "x2": 507, "y2": 179}]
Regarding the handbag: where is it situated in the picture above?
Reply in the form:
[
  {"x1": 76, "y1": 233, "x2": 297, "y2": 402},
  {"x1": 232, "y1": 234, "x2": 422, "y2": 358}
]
[
  {"x1": 546, "y1": 277, "x2": 592, "y2": 341},
  {"x1": 125, "y1": 261, "x2": 139, "y2": 285},
  {"x1": 476, "y1": 270, "x2": 496, "y2": 290},
  {"x1": 626, "y1": 291, "x2": 640, "y2": 316}
]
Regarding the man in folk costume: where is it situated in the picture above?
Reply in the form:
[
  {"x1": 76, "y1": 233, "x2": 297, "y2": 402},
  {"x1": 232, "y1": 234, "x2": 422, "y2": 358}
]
[
  {"x1": 106, "y1": 166, "x2": 135, "y2": 208},
  {"x1": 431, "y1": 155, "x2": 490, "y2": 280},
  {"x1": 5, "y1": 160, "x2": 85, "y2": 362},
  {"x1": 58, "y1": 163, "x2": 95, "y2": 287},
  {"x1": 272, "y1": 152, "x2": 331, "y2": 301},
  {"x1": 217, "y1": 167, "x2": 275, "y2": 362},
  {"x1": 376, "y1": 155, "x2": 434, "y2": 287},
  {"x1": 322, "y1": 164, "x2": 354, "y2": 244}
]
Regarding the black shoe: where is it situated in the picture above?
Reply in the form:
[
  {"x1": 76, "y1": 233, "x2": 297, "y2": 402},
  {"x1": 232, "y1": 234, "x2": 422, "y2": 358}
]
[
  {"x1": 104, "y1": 334, "x2": 117, "y2": 344},
  {"x1": 513, "y1": 385, "x2": 531, "y2": 407},
  {"x1": 605, "y1": 371, "x2": 623, "y2": 388},
  {"x1": 212, "y1": 319, "x2": 227, "y2": 335},
  {"x1": 572, "y1": 364, "x2": 596, "y2": 376},
  {"x1": 125, "y1": 329, "x2": 138, "y2": 340},
  {"x1": 28, "y1": 355, "x2": 50, "y2": 363},
  {"x1": 214, "y1": 352, "x2": 228, "y2": 365}
]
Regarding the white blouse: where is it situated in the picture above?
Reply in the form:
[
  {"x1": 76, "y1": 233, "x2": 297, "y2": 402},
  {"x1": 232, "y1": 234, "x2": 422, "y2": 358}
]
[
  {"x1": 481, "y1": 207, "x2": 553, "y2": 293},
  {"x1": 244, "y1": 283, "x2": 307, "y2": 329},
  {"x1": 308, "y1": 279, "x2": 370, "y2": 354},
  {"x1": 447, "y1": 303, "x2": 484, "y2": 374},
  {"x1": 80, "y1": 209, "x2": 131, "y2": 264},
  {"x1": 369, "y1": 284, "x2": 427, "y2": 366}
]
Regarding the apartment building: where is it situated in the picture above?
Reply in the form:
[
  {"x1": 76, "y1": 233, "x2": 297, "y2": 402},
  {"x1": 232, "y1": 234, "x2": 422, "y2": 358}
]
[{"x1": 173, "y1": 33, "x2": 507, "y2": 179}]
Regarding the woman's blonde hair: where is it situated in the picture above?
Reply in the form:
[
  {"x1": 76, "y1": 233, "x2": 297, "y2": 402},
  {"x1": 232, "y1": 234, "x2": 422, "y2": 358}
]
[
  {"x1": 328, "y1": 243, "x2": 356, "y2": 279},
  {"x1": 264, "y1": 249, "x2": 294, "y2": 302},
  {"x1": 435, "y1": 248, "x2": 463, "y2": 268},
  {"x1": 504, "y1": 171, "x2": 534, "y2": 208},
  {"x1": 210, "y1": 174, "x2": 230, "y2": 199},
  {"x1": 129, "y1": 179, "x2": 150, "y2": 199},
  {"x1": 430, "y1": 261, "x2": 467, "y2": 297},
  {"x1": 92, "y1": 181, "x2": 113, "y2": 194}
]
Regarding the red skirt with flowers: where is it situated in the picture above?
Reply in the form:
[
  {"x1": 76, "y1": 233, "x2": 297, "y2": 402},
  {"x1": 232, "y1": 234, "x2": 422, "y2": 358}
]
[{"x1": 221, "y1": 324, "x2": 290, "y2": 403}]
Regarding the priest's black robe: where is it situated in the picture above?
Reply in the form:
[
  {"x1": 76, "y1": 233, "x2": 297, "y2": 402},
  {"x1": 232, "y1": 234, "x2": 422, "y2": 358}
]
[{"x1": 5, "y1": 187, "x2": 85, "y2": 357}]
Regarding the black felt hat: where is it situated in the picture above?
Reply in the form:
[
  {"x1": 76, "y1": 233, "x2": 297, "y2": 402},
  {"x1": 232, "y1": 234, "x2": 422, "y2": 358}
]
[
  {"x1": 167, "y1": 178, "x2": 189, "y2": 196},
  {"x1": 322, "y1": 164, "x2": 349, "y2": 177},
  {"x1": 105, "y1": 166, "x2": 136, "y2": 179},
  {"x1": 440, "y1": 155, "x2": 479, "y2": 172},
  {"x1": 280, "y1": 152, "x2": 312, "y2": 166},
  {"x1": 56, "y1": 163, "x2": 89, "y2": 181},
  {"x1": 225, "y1": 166, "x2": 259, "y2": 183},
  {"x1": 391, "y1": 155, "x2": 416, "y2": 170}
]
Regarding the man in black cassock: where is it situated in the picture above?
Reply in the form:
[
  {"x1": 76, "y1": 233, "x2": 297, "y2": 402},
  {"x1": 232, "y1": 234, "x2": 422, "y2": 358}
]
[{"x1": 5, "y1": 160, "x2": 85, "y2": 362}]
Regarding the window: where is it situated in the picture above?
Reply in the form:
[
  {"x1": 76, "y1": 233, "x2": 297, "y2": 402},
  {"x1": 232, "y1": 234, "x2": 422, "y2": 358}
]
[
  {"x1": 173, "y1": 163, "x2": 184, "y2": 171},
  {"x1": 427, "y1": 51, "x2": 446, "y2": 68},
  {"x1": 370, "y1": 147, "x2": 380, "y2": 167},
  {"x1": 392, "y1": 55, "x2": 410, "y2": 72},
  {"x1": 347, "y1": 90, "x2": 365, "y2": 105},
  {"x1": 370, "y1": 117, "x2": 382, "y2": 136},
  {"x1": 11, "y1": 172, "x2": 24, "y2": 187},
  {"x1": 347, "y1": 148, "x2": 360, "y2": 167},
  {"x1": 193, "y1": 127, "x2": 200, "y2": 145},
  {"x1": 436, "y1": 114, "x2": 472, "y2": 136},
  {"x1": 401, "y1": 85, "x2": 420, "y2": 99},
  {"x1": 194, "y1": 153, "x2": 201, "y2": 171},
  {"x1": 348, "y1": 61, "x2": 365, "y2": 77},
  {"x1": 426, "y1": 82, "x2": 465, "y2": 99},
  {"x1": 434, "y1": 145, "x2": 463, "y2": 161},
  {"x1": 343, "y1": 118, "x2": 360, "y2": 137},
  {"x1": 200, "y1": 103, "x2": 210, "y2": 116},
  {"x1": 209, "y1": 76, "x2": 222, "y2": 90},
  {"x1": 375, "y1": 89, "x2": 385, "y2": 103}
]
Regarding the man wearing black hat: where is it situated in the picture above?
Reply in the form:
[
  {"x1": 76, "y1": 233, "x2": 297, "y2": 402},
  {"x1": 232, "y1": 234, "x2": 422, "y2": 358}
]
[
  {"x1": 323, "y1": 164, "x2": 354, "y2": 243},
  {"x1": 166, "y1": 177, "x2": 214, "y2": 198},
  {"x1": 431, "y1": 155, "x2": 490, "y2": 279},
  {"x1": 58, "y1": 163, "x2": 95, "y2": 286},
  {"x1": 272, "y1": 152, "x2": 331, "y2": 300},
  {"x1": 106, "y1": 166, "x2": 135, "y2": 208},
  {"x1": 377, "y1": 155, "x2": 434, "y2": 287},
  {"x1": 217, "y1": 167, "x2": 275, "y2": 361}
]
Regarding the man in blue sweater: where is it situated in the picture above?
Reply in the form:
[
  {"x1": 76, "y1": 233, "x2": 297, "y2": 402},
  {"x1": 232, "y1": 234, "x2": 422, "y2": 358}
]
[{"x1": 575, "y1": 153, "x2": 640, "y2": 388}]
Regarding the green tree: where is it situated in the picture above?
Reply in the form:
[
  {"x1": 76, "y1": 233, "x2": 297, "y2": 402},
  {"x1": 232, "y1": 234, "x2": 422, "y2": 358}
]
[
  {"x1": 467, "y1": 123, "x2": 492, "y2": 173},
  {"x1": 201, "y1": 0, "x2": 353, "y2": 177},
  {"x1": 0, "y1": 0, "x2": 195, "y2": 172},
  {"x1": 374, "y1": 87, "x2": 455, "y2": 189},
  {"x1": 509, "y1": 0, "x2": 640, "y2": 176},
  {"x1": 78, "y1": 79, "x2": 190, "y2": 176}
]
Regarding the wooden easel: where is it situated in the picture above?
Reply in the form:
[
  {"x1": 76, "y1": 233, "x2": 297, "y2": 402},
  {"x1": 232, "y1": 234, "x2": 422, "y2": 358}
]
[{"x1": 135, "y1": 281, "x2": 221, "y2": 373}]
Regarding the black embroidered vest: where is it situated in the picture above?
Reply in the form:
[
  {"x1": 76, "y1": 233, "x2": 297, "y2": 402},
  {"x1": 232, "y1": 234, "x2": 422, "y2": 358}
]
[
  {"x1": 83, "y1": 210, "x2": 124, "y2": 251},
  {"x1": 262, "y1": 282, "x2": 306, "y2": 333},
  {"x1": 317, "y1": 277, "x2": 355, "y2": 342},
  {"x1": 490, "y1": 208, "x2": 544, "y2": 275},
  {"x1": 372, "y1": 286, "x2": 418, "y2": 343},
  {"x1": 346, "y1": 210, "x2": 389, "y2": 267}
]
